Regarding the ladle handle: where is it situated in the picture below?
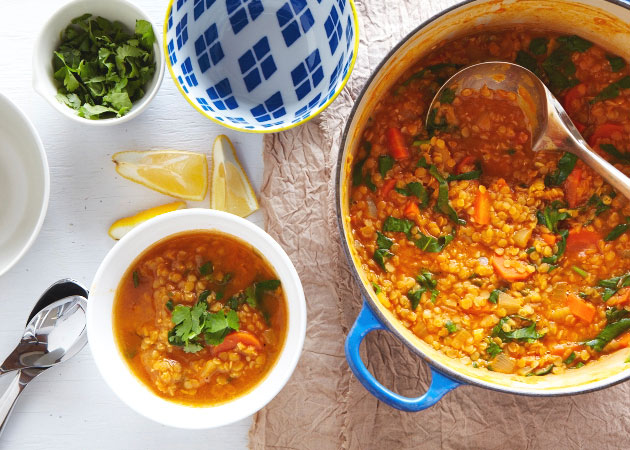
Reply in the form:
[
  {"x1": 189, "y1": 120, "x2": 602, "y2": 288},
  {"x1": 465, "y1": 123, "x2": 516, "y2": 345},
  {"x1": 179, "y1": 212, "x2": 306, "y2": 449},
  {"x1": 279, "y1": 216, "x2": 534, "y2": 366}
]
[{"x1": 0, "y1": 372, "x2": 24, "y2": 437}]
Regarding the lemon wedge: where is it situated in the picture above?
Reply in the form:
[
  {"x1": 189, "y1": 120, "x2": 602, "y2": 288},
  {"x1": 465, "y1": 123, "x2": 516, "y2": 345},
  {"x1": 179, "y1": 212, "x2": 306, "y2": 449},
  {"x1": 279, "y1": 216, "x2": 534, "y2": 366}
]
[
  {"x1": 211, "y1": 135, "x2": 259, "y2": 217},
  {"x1": 108, "y1": 201, "x2": 186, "y2": 240},
  {"x1": 112, "y1": 150, "x2": 208, "y2": 201}
]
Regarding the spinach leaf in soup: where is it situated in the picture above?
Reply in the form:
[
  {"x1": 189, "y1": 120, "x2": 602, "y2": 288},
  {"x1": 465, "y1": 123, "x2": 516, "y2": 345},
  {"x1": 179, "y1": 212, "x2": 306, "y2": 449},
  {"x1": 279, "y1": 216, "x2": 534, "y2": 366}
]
[
  {"x1": 544, "y1": 152, "x2": 578, "y2": 187},
  {"x1": 607, "y1": 55, "x2": 626, "y2": 72},
  {"x1": 537, "y1": 201, "x2": 570, "y2": 233},
  {"x1": 492, "y1": 316, "x2": 545, "y2": 343},
  {"x1": 378, "y1": 155, "x2": 395, "y2": 178},
  {"x1": 383, "y1": 216, "x2": 415, "y2": 234},
  {"x1": 529, "y1": 37, "x2": 549, "y2": 55}
]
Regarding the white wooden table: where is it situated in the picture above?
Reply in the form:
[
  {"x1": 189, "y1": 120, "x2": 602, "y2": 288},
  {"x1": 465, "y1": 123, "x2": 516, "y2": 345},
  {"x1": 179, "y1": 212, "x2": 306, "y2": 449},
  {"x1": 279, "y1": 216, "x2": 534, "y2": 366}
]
[{"x1": 0, "y1": 1, "x2": 262, "y2": 447}]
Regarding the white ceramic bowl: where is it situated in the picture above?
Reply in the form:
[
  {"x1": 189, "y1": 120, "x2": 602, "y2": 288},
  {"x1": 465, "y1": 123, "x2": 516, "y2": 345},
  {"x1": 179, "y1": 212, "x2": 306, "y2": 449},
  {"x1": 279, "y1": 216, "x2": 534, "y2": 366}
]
[
  {"x1": 0, "y1": 93, "x2": 49, "y2": 277},
  {"x1": 32, "y1": 0, "x2": 165, "y2": 126},
  {"x1": 88, "y1": 208, "x2": 306, "y2": 428}
]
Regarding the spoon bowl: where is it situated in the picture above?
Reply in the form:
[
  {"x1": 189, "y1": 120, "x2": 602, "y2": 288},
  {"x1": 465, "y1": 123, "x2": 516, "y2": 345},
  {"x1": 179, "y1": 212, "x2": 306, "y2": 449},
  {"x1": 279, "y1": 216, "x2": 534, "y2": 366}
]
[
  {"x1": 0, "y1": 295, "x2": 87, "y2": 374},
  {"x1": 428, "y1": 61, "x2": 630, "y2": 200}
]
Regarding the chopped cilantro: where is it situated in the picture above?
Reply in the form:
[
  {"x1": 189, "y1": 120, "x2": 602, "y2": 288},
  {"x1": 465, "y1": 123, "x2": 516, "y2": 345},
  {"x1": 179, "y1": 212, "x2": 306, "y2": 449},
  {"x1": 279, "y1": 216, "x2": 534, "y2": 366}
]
[
  {"x1": 445, "y1": 320, "x2": 457, "y2": 333},
  {"x1": 53, "y1": 15, "x2": 156, "y2": 119}
]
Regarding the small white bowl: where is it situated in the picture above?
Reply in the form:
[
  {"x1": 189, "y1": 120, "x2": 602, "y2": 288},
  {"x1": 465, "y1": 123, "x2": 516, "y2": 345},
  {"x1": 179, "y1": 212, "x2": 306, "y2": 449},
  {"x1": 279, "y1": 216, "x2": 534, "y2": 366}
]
[
  {"x1": 88, "y1": 208, "x2": 306, "y2": 428},
  {"x1": 32, "y1": 0, "x2": 165, "y2": 126},
  {"x1": 0, "y1": 93, "x2": 49, "y2": 277}
]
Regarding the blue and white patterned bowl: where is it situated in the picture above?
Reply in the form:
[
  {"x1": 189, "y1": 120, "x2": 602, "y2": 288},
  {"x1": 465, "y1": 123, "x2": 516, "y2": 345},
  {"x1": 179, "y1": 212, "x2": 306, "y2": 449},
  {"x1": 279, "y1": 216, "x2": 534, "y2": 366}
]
[{"x1": 164, "y1": 0, "x2": 358, "y2": 132}]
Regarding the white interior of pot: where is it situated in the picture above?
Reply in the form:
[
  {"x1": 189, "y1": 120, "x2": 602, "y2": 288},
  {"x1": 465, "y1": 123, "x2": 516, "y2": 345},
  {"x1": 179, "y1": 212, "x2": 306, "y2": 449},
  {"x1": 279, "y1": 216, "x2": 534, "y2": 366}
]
[{"x1": 340, "y1": 0, "x2": 630, "y2": 394}]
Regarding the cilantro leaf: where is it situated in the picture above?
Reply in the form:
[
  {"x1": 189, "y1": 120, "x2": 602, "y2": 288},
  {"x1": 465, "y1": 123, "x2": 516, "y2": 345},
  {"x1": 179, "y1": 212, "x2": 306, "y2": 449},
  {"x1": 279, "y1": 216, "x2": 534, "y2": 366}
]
[
  {"x1": 445, "y1": 320, "x2": 457, "y2": 333},
  {"x1": 53, "y1": 14, "x2": 156, "y2": 119}
]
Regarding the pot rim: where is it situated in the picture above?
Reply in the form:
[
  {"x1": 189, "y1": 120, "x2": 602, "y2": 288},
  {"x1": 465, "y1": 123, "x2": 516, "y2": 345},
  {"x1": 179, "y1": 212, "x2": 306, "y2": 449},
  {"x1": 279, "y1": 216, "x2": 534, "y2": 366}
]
[{"x1": 335, "y1": 0, "x2": 630, "y2": 396}]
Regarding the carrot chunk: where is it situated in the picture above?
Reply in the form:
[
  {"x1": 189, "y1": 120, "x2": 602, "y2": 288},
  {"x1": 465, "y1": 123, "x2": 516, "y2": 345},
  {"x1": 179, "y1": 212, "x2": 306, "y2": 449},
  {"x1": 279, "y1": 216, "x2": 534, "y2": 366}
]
[
  {"x1": 541, "y1": 233, "x2": 557, "y2": 245},
  {"x1": 473, "y1": 189, "x2": 490, "y2": 225},
  {"x1": 381, "y1": 179, "x2": 397, "y2": 197},
  {"x1": 403, "y1": 200, "x2": 420, "y2": 218},
  {"x1": 566, "y1": 293, "x2": 596, "y2": 323},
  {"x1": 566, "y1": 228, "x2": 602, "y2": 254},
  {"x1": 456, "y1": 155, "x2": 477, "y2": 174},
  {"x1": 563, "y1": 167, "x2": 589, "y2": 208},
  {"x1": 608, "y1": 286, "x2": 630, "y2": 307},
  {"x1": 386, "y1": 128, "x2": 410, "y2": 160},
  {"x1": 588, "y1": 123, "x2": 625, "y2": 147},
  {"x1": 212, "y1": 331, "x2": 262, "y2": 356},
  {"x1": 492, "y1": 256, "x2": 532, "y2": 281}
]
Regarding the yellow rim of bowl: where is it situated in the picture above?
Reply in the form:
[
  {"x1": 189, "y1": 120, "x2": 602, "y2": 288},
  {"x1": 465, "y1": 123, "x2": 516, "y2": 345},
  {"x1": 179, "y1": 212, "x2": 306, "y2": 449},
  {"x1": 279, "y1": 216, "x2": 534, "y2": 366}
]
[{"x1": 163, "y1": 0, "x2": 360, "y2": 134}]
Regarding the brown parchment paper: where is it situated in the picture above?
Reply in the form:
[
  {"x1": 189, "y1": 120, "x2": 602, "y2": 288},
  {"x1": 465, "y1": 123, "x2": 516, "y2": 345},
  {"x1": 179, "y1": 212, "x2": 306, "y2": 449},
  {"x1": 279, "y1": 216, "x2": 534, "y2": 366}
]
[{"x1": 249, "y1": 0, "x2": 630, "y2": 448}]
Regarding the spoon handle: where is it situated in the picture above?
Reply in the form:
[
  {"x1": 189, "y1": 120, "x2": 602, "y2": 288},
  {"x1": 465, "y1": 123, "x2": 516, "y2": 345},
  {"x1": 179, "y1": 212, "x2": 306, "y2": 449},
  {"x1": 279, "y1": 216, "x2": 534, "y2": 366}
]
[{"x1": 0, "y1": 372, "x2": 24, "y2": 437}]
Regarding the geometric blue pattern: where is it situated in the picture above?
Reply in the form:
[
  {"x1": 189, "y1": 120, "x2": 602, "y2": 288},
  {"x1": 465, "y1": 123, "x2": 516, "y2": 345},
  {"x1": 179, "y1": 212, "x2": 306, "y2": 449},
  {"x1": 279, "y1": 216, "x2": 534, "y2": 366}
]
[
  {"x1": 226, "y1": 0, "x2": 264, "y2": 35},
  {"x1": 181, "y1": 57, "x2": 198, "y2": 87},
  {"x1": 175, "y1": 13, "x2": 189, "y2": 50},
  {"x1": 293, "y1": 92, "x2": 321, "y2": 122},
  {"x1": 276, "y1": 0, "x2": 315, "y2": 48},
  {"x1": 167, "y1": 39, "x2": 177, "y2": 65},
  {"x1": 166, "y1": 0, "x2": 357, "y2": 131},
  {"x1": 324, "y1": 5, "x2": 342, "y2": 55},
  {"x1": 206, "y1": 78, "x2": 238, "y2": 111},
  {"x1": 178, "y1": 76, "x2": 189, "y2": 93},
  {"x1": 345, "y1": 15, "x2": 353, "y2": 51},
  {"x1": 291, "y1": 49, "x2": 323, "y2": 100},
  {"x1": 196, "y1": 97, "x2": 214, "y2": 111},
  {"x1": 194, "y1": 24, "x2": 225, "y2": 73},
  {"x1": 194, "y1": 0, "x2": 216, "y2": 20},
  {"x1": 250, "y1": 91, "x2": 286, "y2": 122},
  {"x1": 238, "y1": 37, "x2": 277, "y2": 92}
]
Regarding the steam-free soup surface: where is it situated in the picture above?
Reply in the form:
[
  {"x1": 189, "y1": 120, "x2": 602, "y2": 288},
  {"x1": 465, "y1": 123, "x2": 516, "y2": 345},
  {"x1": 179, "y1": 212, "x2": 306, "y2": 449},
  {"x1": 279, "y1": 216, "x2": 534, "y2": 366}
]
[
  {"x1": 113, "y1": 231, "x2": 287, "y2": 405},
  {"x1": 349, "y1": 29, "x2": 630, "y2": 376}
]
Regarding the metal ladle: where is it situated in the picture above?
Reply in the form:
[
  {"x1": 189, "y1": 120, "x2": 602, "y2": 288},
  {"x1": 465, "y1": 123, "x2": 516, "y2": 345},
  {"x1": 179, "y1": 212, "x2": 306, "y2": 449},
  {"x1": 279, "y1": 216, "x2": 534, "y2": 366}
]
[
  {"x1": 0, "y1": 279, "x2": 88, "y2": 436},
  {"x1": 427, "y1": 61, "x2": 630, "y2": 199}
]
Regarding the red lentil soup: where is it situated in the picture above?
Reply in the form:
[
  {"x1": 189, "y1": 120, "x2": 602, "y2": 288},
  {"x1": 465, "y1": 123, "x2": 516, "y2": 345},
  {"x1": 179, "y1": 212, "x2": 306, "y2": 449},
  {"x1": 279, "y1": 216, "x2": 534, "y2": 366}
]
[
  {"x1": 349, "y1": 29, "x2": 630, "y2": 376},
  {"x1": 113, "y1": 231, "x2": 287, "y2": 405}
]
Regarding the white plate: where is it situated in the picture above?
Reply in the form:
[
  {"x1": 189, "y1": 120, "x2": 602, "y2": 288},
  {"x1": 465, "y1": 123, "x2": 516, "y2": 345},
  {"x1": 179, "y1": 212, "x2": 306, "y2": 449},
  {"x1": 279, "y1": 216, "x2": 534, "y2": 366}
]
[{"x1": 0, "y1": 93, "x2": 49, "y2": 276}]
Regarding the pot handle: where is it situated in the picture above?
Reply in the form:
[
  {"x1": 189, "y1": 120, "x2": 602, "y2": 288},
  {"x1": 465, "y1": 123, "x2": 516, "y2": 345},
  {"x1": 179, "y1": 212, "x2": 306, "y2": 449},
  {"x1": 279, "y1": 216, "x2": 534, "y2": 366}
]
[{"x1": 345, "y1": 300, "x2": 461, "y2": 411}]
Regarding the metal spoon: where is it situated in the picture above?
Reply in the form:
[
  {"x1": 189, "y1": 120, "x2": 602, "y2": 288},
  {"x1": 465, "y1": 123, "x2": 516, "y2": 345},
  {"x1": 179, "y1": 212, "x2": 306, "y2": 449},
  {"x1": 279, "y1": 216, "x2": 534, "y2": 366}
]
[
  {"x1": 0, "y1": 279, "x2": 88, "y2": 436},
  {"x1": 428, "y1": 61, "x2": 630, "y2": 199}
]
